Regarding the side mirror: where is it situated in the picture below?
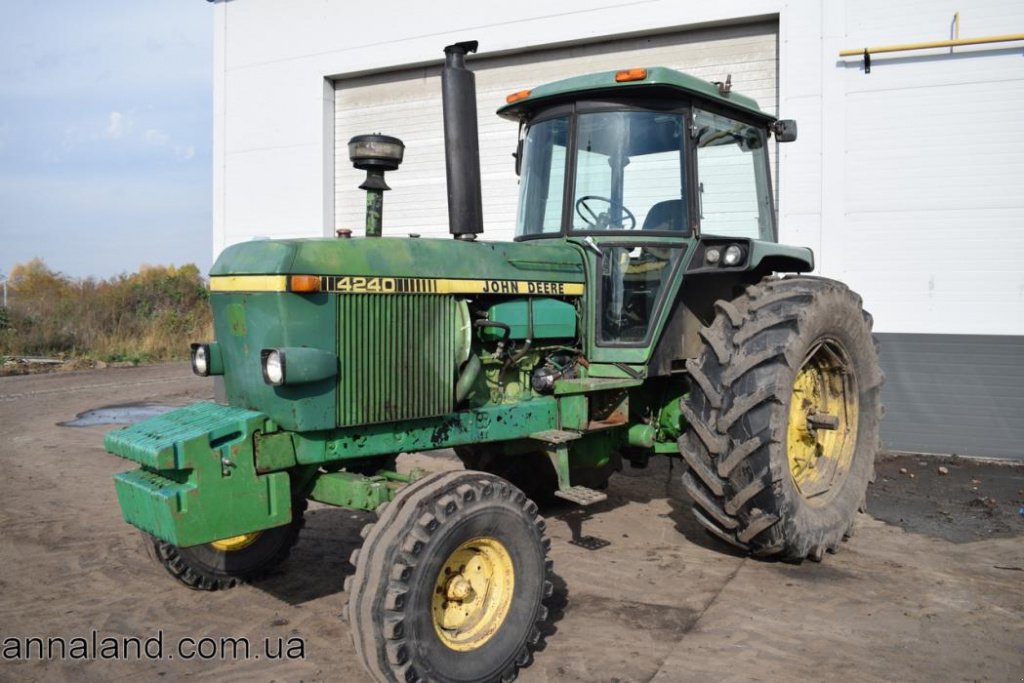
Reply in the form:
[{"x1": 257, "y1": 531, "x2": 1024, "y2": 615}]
[
  {"x1": 514, "y1": 121, "x2": 525, "y2": 176},
  {"x1": 771, "y1": 119, "x2": 797, "y2": 142}
]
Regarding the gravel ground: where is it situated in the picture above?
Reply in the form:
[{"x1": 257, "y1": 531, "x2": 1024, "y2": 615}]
[{"x1": 1, "y1": 363, "x2": 1021, "y2": 682}]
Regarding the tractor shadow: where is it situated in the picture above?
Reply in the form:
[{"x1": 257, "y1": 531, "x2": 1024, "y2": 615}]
[
  {"x1": 536, "y1": 571, "x2": 569, "y2": 652},
  {"x1": 254, "y1": 504, "x2": 370, "y2": 606},
  {"x1": 544, "y1": 456, "x2": 747, "y2": 559},
  {"x1": 255, "y1": 453, "x2": 745, "y2": 606}
]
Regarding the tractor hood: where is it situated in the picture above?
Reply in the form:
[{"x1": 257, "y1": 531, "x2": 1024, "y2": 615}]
[
  {"x1": 204, "y1": 236, "x2": 586, "y2": 434},
  {"x1": 211, "y1": 236, "x2": 585, "y2": 284}
]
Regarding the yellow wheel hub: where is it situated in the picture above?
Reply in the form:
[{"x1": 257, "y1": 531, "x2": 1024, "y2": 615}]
[
  {"x1": 432, "y1": 536, "x2": 515, "y2": 652},
  {"x1": 209, "y1": 532, "x2": 262, "y2": 552},
  {"x1": 787, "y1": 339, "x2": 858, "y2": 504}
]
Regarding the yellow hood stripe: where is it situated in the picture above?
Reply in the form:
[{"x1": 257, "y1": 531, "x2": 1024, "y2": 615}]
[
  {"x1": 210, "y1": 275, "x2": 289, "y2": 292},
  {"x1": 210, "y1": 275, "x2": 584, "y2": 296}
]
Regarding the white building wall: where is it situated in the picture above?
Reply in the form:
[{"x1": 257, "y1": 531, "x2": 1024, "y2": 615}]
[
  {"x1": 212, "y1": 0, "x2": 790, "y2": 249},
  {"x1": 832, "y1": 0, "x2": 1024, "y2": 336},
  {"x1": 212, "y1": 0, "x2": 1024, "y2": 457},
  {"x1": 213, "y1": 0, "x2": 1024, "y2": 337}
]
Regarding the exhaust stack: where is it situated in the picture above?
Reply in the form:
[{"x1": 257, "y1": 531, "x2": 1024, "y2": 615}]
[{"x1": 442, "y1": 41, "x2": 483, "y2": 240}]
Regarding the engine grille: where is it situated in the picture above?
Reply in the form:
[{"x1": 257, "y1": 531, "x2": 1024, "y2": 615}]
[{"x1": 337, "y1": 294, "x2": 455, "y2": 427}]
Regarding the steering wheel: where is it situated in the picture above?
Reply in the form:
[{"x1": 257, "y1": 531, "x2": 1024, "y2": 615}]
[{"x1": 575, "y1": 195, "x2": 637, "y2": 230}]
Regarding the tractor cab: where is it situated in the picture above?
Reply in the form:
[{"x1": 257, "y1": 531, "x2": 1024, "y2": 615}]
[{"x1": 499, "y1": 67, "x2": 793, "y2": 362}]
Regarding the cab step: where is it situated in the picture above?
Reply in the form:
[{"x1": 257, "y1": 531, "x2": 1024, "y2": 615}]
[
  {"x1": 529, "y1": 429, "x2": 582, "y2": 444},
  {"x1": 553, "y1": 486, "x2": 608, "y2": 506}
]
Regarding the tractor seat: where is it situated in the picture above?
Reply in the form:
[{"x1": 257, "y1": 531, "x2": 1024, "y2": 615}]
[{"x1": 642, "y1": 199, "x2": 687, "y2": 231}]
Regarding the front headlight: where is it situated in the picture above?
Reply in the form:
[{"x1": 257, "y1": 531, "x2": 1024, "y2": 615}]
[
  {"x1": 190, "y1": 342, "x2": 223, "y2": 377},
  {"x1": 262, "y1": 350, "x2": 285, "y2": 386},
  {"x1": 705, "y1": 247, "x2": 721, "y2": 265},
  {"x1": 260, "y1": 347, "x2": 338, "y2": 386},
  {"x1": 723, "y1": 244, "x2": 744, "y2": 266},
  {"x1": 193, "y1": 346, "x2": 209, "y2": 376}
]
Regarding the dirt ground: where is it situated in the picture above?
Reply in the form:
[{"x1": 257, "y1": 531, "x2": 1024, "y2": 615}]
[{"x1": 1, "y1": 363, "x2": 1022, "y2": 682}]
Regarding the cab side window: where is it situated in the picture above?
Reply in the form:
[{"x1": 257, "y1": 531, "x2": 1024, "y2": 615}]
[{"x1": 694, "y1": 110, "x2": 773, "y2": 240}]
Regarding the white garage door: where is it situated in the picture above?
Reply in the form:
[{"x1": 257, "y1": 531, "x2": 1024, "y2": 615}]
[{"x1": 335, "y1": 21, "x2": 777, "y2": 240}]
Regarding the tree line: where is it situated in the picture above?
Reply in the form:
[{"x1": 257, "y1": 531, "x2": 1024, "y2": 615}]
[{"x1": 0, "y1": 258, "x2": 211, "y2": 364}]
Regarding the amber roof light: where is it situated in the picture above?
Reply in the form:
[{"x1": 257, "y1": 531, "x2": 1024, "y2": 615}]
[
  {"x1": 505, "y1": 89, "x2": 532, "y2": 104},
  {"x1": 615, "y1": 68, "x2": 647, "y2": 83}
]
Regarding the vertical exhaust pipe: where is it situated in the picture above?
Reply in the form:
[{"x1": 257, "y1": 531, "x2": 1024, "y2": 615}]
[{"x1": 442, "y1": 41, "x2": 483, "y2": 240}]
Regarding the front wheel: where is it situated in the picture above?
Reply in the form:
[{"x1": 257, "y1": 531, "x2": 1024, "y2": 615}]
[
  {"x1": 454, "y1": 446, "x2": 560, "y2": 505},
  {"x1": 346, "y1": 471, "x2": 552, "y2": 683},
  {"x1": 679, "y1": 276, "x2": 883, "y2": 561},
  {"x1": 147, "y1": 498, "x2": 307, "y2": 591}
]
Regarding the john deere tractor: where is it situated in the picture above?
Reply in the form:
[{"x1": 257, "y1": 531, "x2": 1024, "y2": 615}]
[{"x1": 106, "y1": 41, "x2": 881, "y2": 682}]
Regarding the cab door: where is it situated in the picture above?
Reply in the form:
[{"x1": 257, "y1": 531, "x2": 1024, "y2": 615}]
[
  {"x1": 581, "y1": 237, "x2": 691, "y2": 367},
  {"x1": 560, "y1": 106, "x2": 696, "y2": 367}
]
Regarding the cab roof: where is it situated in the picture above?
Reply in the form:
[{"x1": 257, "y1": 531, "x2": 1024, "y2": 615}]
[{"x1": 496, "y1": 66, "x2": 773, "y2": 122}]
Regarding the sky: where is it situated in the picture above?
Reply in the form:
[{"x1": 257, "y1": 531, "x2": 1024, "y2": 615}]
[{"x1": 0, "y1": 1, "x2": 212, "y2": 280}]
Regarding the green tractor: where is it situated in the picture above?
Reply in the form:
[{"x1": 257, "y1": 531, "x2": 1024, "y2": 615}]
[{"x1": 106, "y1": 41, "x2": 881, "y2": 682}]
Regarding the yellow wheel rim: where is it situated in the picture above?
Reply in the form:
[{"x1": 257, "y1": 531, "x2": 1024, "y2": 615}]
[
  {"x1": 431, "y1": 536, "x2": 515, "y2": 652},
  {"x1": 209, "y1": 532, "x2": 262, "y2": 552},
  {"x1": 787, "y1": 339, "x2": 858, "y2": 505}
]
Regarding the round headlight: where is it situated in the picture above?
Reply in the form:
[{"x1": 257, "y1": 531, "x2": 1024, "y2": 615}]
[
  {"x1": 723, "y1": 245, "x2": 744, "y2": 266},
  {"x1": 192, "y1": 345, "x2": 209, "y2": 376},
  {"x1": 264, "y1": 350, "x2": 284, "y2": 385},
  {"x1": 705, "y1": 247, "x2": 721, "y2": 265}
]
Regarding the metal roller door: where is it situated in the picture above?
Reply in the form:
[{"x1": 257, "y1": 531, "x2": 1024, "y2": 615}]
[{"x1": 335, "y1": 21, "x2": 778, "y2": 240}]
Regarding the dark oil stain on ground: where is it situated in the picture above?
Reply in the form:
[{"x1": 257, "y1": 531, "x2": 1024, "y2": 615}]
[{"x1": 868, "y1": 452, "x2": 1024, "y2": 543}]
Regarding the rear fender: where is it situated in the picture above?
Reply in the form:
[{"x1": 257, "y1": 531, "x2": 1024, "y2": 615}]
[{"x1": 748, "y1": 240, "x2": 814, "y2": 274}]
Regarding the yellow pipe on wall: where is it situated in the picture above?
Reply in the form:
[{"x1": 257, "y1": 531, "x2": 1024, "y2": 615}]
[{"x1": 839, "y1": 33, "x2": 1024, "y2": 57}]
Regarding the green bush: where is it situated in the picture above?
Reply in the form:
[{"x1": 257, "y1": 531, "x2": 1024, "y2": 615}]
[{"x1": 0, "y1": 259, "x2": 212, "y2": 362}]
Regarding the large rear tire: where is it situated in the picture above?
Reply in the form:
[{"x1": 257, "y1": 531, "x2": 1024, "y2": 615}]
[
  {"x1": 346, "y1": 471, "x2": 552, "y2": 683},
  {"x1": 679, "y1": 276, "x2": 883, "y2": 561}
]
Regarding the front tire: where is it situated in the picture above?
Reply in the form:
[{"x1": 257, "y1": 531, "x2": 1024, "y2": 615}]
[
  {"x1": 346, "y1": 471, "x2": 552, "y2": 683},
  {"x1": 147, "y1": 498, "x2": 307, "y2": 590},
  {"x1": 679, "y1": 276, "x2": 883, "y2": 561},
  {"x1": 454, "y1": 446, "x2": 560, "y2": 505}
]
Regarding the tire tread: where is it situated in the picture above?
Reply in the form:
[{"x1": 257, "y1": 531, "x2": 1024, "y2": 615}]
[{"x1": 679, "y1": 275, "x2": 883, "y2": 561}]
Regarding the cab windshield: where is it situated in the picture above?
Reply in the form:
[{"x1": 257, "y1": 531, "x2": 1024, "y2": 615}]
[
  {"x1": 515, "y1": 108, "x2": 774, "y2": 241},
  {"x1": 516, "y1": 110, "x2": 688, "y2": 238}
]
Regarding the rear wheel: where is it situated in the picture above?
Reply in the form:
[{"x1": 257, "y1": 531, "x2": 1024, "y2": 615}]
[
  {"x1": 679, "y1": 276, "x2": 883, "y2": 561},
  {"x1": 346, "y1": 470, "x2": 552, "y2": 683},
  {"x1": 147, "y1": 498, "x2": 307, "y2": 590}
]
